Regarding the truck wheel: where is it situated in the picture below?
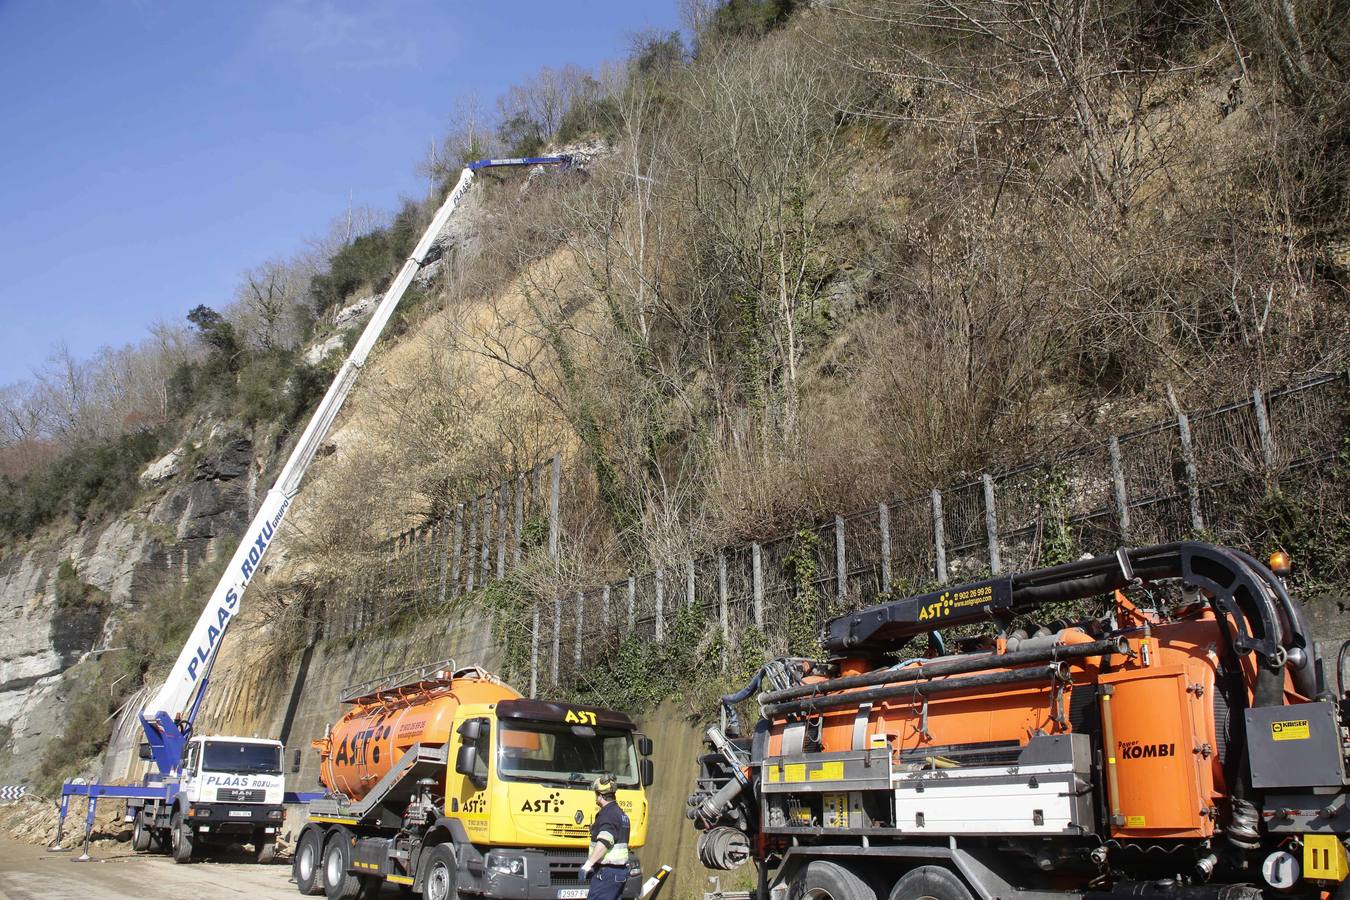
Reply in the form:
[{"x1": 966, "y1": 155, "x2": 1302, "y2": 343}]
[
  {"x1": 132, "y1": 815, "x2": 152, "y2": 852},
  {"x1": 323, "y1": 828, "x2": 363, "y2": 900},
  {"x1": 421, "y1": 844, "x2": 457, "y2": 900},
  {"x1": 790, "y1": 861, "x2": 876, "y2": 900},
  {"x1": 294, "y1": 828, "x2": 324, "y2": 895},
  {"x1": 170, "y1": 812, "x2": 194, "y2": 864},
  {"x1": 254, "y1": 834, "x2": 277, "y2": 865},
  {"x1": 888, "y1": 866, "x2": 972, "y2": 900}
]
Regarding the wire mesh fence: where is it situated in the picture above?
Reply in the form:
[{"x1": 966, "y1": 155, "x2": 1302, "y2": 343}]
[{"x1": 314, "y1": 373, "x2": 1350, "y2": 695}]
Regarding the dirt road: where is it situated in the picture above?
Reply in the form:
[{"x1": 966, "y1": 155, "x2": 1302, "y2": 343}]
[{"x1": 0, "y1": 840, "x2": 300, "y2": 899}]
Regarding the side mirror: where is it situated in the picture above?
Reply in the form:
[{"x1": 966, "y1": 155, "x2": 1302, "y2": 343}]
[
  {"x1": 639, "y1": 758, "x2": 654, "y2": 788},
  {"x1": 138, "y1": 743, "x2": 153, "y2": 761},
  {"x1": 636, "y1": 734, "x2": 653, "y2": 757},
  {"x1": 457, "y1": 719, "x2": 483, "y2": 741},
  {"x1": 455, "y1": 745, "x2": 487, "y2": 789},
  {"x1": 291, "y1": 749, "x2": 301, "y2": 774}
]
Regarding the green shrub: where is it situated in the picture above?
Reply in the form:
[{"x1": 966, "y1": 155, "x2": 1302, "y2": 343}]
[
  {"x1": 309, "y1": 202, "x2": 421, "y2": 316},
  {"x1": 0, "y1": 429, "x2": 162, "y2": 539},
  {"x1": 709, "y1": 0, "x2": 798, "y2": 38}
]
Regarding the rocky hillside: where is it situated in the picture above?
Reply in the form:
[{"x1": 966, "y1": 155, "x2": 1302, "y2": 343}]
[
  {"x1": 0, "y1": 426, "x2": 265, "y2": 785},
  {"x1": 0, "y1": 3, "x2": 1346, "y2": 896}
]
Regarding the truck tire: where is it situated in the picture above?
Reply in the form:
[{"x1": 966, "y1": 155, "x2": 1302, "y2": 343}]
[
  {"x1": 888, "y1": 866, "x2": 972, "y2": 900},
  {"x1": 294, "y1": 828, "x2": 324, "y2": 895},
  {"x1": 170, "y1": 812, "x2": 194, "y2": 864},
  {"x1": 790, "y1": 861, "x2": 877, "y2": 900},
  {"x1": 421, "y1": 844, "x2": 457, "y2": 900},
  {"x1": 131, "y1": 815, "x2": 152, "y2": 852},
  {"x1": 323, "y1": 827, "x2": 363, "y2": 900}
]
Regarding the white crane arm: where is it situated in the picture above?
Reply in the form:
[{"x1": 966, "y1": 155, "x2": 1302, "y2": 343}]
[{"x1": 142, "y1": 166, "x2": 479, "y2": 724}]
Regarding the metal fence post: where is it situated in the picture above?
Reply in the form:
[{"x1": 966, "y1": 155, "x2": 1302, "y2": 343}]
[
  {"x1": 718, "y1": 552, "x2": 729, "y2": 673},
  {"x1": 686, "y1": 559, "x2": 696, "y2": 608},
  {"x1": 1108, "y1": 436, "x2": 1130, "y2": 541},
  {"x1": 655, "y1": 568, "x2": 665, "y2": 642},
  {"x1": 530, "y1": 602, "x2": 539, "y2": 698},
  {"x1": 983, "y1": 474, "x2": 1001, "y2": 574},
  {"x1": 1174, "y1": 403, "x2": 1206, "y2": 533},
  {"x1": 879, "y1": 503, "x2": 892, "y2": 594},
  {"x1": 551, "y1": 595, "x2": 561, "y2": 686},
  {"x1": 627, "y1": 576, "x2": 636, "y2": 633},
  {"x1": 465, "y1": 498, "x2": 478, "y2": 592},
  {"x1": 834, "y1": 515, "x2": 847, "y2": 601},
  {"x1": 574, "y1": 591, "x2": 584, "y2": 665},
  {"x1": 480, "y1": 493, "x2": 493, "y2": 585},
  {"x1": 1253, "y1": 388, "x2": 1276, "y2": 471},
  {"x1": 513, "y1": 472, "x2": 525, "y2": 567},
  {"x1": 548, "y1": 453, "x2": 561, "y2": 558},
  {"x1": 437, "y1": 516, "x2": 451, "y2": 603},
  {"x1": 450, "y1": 502, "x2": 464, "y2": 598},
  {"x1": 752, "y1": 542, "x2": 764, "y2": 629},
  {"x1": 931, "y1": 489, "x2": 948, "y2": 583},
  {"x1": 601, "y1": 585, "x2": 611, "y2": 629},
  {"x1": 496, "y1": 483, "x2": 508, "y2": 578}
]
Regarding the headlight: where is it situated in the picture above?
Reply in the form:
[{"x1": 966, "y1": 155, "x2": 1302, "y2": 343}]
[
  {"x1": 487, "y1": 853, "x2": 526, "y2": 876},
  {"x1": 269, "y1": 808, "x2": 284, "y2": 819}
]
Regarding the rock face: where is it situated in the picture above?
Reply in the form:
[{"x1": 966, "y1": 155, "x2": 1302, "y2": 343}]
[{"x1": 0, "y1": 432, "x2": 260, "y2": 786}]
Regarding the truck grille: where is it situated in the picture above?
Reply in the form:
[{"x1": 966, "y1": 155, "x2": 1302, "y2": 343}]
[
  {"x1": 216, "y1": 788, "x2": 265, "y2": 803},
  {"x1": 546, "y1": 823, "x2": 589, "y2": 839},
  {"x1": 547, "y1": 850, "x2": 589, "y2": 886}
]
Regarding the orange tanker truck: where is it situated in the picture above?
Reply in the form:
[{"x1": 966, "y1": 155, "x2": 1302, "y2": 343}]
[
  {"x1": 689, "y1": 542, "x2": 1350, "y2": 899},
  {"x1": 294, "y1": 663, "x2": 653, "y2": 900}
]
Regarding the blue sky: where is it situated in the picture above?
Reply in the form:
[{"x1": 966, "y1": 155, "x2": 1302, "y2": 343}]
[{"x1": 0, "y1": 0, "x2": 682, "y2": 385}]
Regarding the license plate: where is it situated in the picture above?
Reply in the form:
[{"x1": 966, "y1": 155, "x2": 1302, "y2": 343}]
[
  {"x1": 558, "y1": 890, "x2": 588, "y2": 898},
  {"x1": 229, "y1": 810, "x2": 253, "y2": 817}
]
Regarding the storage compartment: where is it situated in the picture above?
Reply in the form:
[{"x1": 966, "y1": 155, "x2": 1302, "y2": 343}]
[
  {"x1": 891, "y1": 734, "x2": 1094, "y2": 835},
  {"x1": 1101, "y1": 666, "x2": 1211, "y2": 838}
]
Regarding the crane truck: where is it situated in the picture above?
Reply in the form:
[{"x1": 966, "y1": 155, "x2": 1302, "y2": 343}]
[
  {"x1": 688, "y1": 541, "x2": 1350, "y2": 899},
  {"x1": 50, "y1": 155, "x2": 574, "y2": 864},
  {"x1": 291, "y1": 661, "x2": 653, "y2": 900}
]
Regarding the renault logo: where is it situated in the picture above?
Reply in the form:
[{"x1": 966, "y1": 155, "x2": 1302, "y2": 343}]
[{"x1": 574, "y1": 810, "x2": 584, "y2": 825}]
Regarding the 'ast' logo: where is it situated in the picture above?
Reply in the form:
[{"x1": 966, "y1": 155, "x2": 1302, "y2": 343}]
[
  {"x1": 520, "y1": 792, "x2": 563, "y2": 813},
  {"x1": 564, "y1": 709, "x2": 598, "y2": 725},
  {"x1": 917, "y1": 593, "x2": 953, "y2": 621}
]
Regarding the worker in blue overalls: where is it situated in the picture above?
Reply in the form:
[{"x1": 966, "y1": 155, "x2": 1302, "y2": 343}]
[{"x1": 579, "y1": 774, "x2": 630, "y2": 900}]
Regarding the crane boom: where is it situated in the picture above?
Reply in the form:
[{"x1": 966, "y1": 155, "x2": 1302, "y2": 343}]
[{"x1": 138, "y1": 156, "x2": 571, "y2": 774}]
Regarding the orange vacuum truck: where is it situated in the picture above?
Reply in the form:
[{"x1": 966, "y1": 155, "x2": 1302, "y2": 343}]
[{"x1": 689, "y1": 541, "x2": 1350, "y2": 900}]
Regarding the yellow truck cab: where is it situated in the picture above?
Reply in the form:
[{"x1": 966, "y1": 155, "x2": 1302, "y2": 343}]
[{"x1": 295, "y1": 667, "x2": 653, "y2": 900}]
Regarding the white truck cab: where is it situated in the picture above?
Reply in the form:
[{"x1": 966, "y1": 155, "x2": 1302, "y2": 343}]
[{"x1": 128, "y1": 734, "x2": 286, "y2": 864}]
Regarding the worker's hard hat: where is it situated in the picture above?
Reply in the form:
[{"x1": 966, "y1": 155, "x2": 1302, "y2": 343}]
[{"x1": 592, "y1": 774, "x2": 617, "y2": 797}]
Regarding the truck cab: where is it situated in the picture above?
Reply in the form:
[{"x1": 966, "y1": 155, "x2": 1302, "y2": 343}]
[
  {"x1": 129, "y1": 734, "x2": 286, "y2": 864},
  {"x1": 296, "y1": 686, "x2": 654, "y2": 900},
  {"x1": 447, "y1": 699, "x2": 652, "y2": 896}
]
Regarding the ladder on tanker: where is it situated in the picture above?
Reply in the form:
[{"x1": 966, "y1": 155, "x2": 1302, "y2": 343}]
[{"x1": 309, "y1": 743, "x2": 448, "y2": 826}]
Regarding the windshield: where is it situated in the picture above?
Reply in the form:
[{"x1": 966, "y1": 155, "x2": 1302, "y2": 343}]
[
  {"x1": 202, "y1": 741, "x2": 281, "y2": 775},
  {"x1": 497, "y1": 721, "x2": 638, "y2": 789}
]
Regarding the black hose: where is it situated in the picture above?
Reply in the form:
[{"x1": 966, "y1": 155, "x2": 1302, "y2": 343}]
[
  {"x1": 721, "y1": 669, "x2": 763, "y2": 736},
  {"x1": 1227, "y1": 547, "x2": 1316, "y2": 698},
  {"x1": 760, "y1": 637, "x2": 1129, "y2": 705},
  {"x1": 762, "y1": 663, "x2": 1070, "y2": 719}
]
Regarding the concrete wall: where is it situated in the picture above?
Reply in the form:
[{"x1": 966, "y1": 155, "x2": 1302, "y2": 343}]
[{"x1": 632, "y1": 705, "x2": 732, "y2": 900}]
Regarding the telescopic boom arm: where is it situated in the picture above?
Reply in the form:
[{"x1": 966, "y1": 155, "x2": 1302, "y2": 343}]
[{"x1": 138, "y1": 156, "x2": 571, "y2": 775}]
